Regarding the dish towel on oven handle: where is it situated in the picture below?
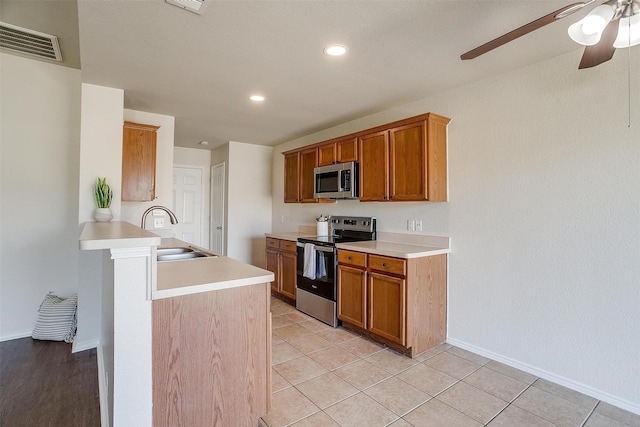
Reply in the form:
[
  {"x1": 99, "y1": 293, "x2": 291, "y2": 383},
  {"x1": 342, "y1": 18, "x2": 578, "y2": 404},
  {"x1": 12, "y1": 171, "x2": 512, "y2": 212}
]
[
  {"x1": 303, "y1": 243, "x2": 316, "y2": 279},
  {"x1": 316, "y1": 250, "x2": 326, "y2": 279}
]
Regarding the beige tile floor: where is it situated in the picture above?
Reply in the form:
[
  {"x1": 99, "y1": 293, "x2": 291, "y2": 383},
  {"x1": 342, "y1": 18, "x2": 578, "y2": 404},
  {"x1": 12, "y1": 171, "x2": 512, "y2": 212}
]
[{"x1": 261, "y1": 297, "x2": 640, "y2": 427}]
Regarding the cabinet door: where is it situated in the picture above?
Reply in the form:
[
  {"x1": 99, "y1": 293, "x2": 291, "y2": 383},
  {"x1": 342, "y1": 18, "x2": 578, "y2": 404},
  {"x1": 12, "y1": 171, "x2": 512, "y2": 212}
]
[
  {"x1": 284, "y1": 152, "x2": 300, "y2": 203},
  {"x1": 299, "y1": 148, "x2": 318, "y2": 202},
  {"x1": 336, "y1": 138, "x2": 358, "y2": 163},
  {"x1": 358, "y1": 130, "x2": 389, "y2": 201},
  {"x1": 265, "y1": 249, "x2": 280, "y2": 293},
  {"x1": 390, "y1": 121, "x2": 427, "y2": 201},
  {"x1": 337, "y1": 265, "x2": 367, "y2": 329},
  {"x1": 368, "y1": 272, "x2": 406, "y2": 345},
  {"x1": 317, "y1": 143, "x2": 336, "y2": 166},
  {"x1": 122, "y1": 121, "x2": 159, "y2": 201},
  {"x1": 280, "y1": 251, "x2": 297, "y2": 300}
]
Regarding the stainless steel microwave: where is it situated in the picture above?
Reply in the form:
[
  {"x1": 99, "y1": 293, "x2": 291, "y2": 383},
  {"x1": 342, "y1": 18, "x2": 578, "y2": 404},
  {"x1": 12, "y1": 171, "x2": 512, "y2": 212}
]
[{"x1": 313, "y1": 161, "x2": 359, "y2": 200}]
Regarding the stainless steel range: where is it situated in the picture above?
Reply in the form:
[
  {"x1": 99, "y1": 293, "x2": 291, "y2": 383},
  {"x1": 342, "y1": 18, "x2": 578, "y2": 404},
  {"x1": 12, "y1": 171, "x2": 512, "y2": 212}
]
[{"x1": 296, "y1": 216, "x2": 376, "y2": 327}]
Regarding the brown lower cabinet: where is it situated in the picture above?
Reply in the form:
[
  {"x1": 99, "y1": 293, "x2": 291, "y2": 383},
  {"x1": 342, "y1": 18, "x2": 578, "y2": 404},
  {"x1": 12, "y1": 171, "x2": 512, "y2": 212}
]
[
  {"x1": 337, "y1": 249, "x2": 447, "y2": 357},
  {"x1": 265, "y1": 237, "x2": 296, "y2": 301}
]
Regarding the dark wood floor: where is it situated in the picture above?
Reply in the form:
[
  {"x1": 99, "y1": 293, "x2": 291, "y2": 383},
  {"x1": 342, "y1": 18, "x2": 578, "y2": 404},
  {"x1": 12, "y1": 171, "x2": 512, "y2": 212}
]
[{"x1": 0, "y1": 338, "x2": 100, "y2": 427}]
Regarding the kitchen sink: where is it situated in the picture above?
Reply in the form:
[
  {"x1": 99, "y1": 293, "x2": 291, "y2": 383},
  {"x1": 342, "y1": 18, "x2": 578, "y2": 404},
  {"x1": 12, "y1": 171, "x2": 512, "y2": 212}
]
[{"x1": 157, "y1": 247, "x2": 217, "y2": 262}]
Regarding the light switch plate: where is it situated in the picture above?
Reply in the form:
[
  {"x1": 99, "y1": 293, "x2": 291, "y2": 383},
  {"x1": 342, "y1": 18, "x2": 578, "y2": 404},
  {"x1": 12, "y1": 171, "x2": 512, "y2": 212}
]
[{"x1": 154, "y1": 218, "x2": 165, "y2": 228}]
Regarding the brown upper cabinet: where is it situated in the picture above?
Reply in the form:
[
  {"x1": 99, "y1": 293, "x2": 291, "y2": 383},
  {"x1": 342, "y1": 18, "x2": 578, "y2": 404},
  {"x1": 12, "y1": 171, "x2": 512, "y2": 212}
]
[
  {"x1": 283, "y1": 112, "x2": 450, "y2": 203},
  {"x1": 317, "y1": 137, "x2": 358, "y2": 166},
  {"x1": 284, "y1": 148, "x2": 319, "y2": 203},
  {"x1": 283, "y1": 152, "x2": 300, "y2": 203},
  {"x1": 299, "y1": 148, "x2": 318, "y2": 202},
  {"x1": 122, "y1": 121, "x2": 160, "y2": 202},
  {"x1": 360, "y1": 114, "x2": 450, "y2": 202}
]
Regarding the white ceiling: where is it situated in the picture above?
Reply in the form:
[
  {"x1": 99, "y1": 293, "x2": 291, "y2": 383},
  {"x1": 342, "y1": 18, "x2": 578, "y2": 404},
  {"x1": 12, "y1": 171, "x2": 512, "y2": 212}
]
[{"x1": 6, "y1": 1, "x2": 600, "y2": 149}]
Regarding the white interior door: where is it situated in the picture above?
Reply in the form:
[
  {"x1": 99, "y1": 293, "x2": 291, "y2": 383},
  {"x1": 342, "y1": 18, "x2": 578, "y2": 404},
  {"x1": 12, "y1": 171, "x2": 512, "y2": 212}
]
[
  {"x1": 211, "y1": 163, "x2": 225, "y2": 255},
  {"x1": 172, "y1": 166, "x2": 204, "y2": 246}
]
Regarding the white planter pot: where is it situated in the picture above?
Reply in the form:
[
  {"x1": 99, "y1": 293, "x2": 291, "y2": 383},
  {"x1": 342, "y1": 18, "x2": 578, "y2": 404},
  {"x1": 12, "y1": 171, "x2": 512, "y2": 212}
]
[{"x1": 94, "y1": 208, "x2": 113, "y2": 222}]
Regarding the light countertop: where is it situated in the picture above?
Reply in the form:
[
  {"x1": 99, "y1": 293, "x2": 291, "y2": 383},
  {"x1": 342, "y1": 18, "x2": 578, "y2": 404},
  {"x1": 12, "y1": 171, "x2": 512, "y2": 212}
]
[
  {"x1": 336, "y1": 240, "x2": 450, "y2": 258},
  {"x1": 79, "y1": 221, "x2": 161, "y2": 250},
  {"x1": 265, "y1": 232, "x2": 313, "y2": 242},
  {"x1": 267, "y1": 230, "x2": 450, "y2": 259},
  {"x1": 79, "y1": 222, "x2": 274, "y2": 299},
  {"x1": 155, "y1": 237, "x2": 273, "y2": 299},
  {"x1": 154, "y1": 255, "x2": 273, "y2": 300}
]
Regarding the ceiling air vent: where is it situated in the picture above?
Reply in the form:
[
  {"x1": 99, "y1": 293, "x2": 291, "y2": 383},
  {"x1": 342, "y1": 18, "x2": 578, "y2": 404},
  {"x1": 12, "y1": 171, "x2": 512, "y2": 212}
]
[
  {"x1": 0, "y1": 22, "x2": 62, "y2": 62},
  {"x1": 165, "y1": 0, "x2": 208, "y2": 15}
]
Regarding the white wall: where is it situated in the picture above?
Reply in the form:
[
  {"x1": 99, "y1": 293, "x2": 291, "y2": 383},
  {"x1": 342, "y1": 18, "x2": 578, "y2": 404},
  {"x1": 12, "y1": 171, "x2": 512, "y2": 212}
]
[
  {"x1": 76, "y1": 83, "x2": 124, "y2": 351},
  {"x1": 271, "y1": 49, "x2": 640, "y2": 412},
  {"x1": 227, "y1": 142, "x2": 273, "y2": 266},
  {"x1": 121, "y1": 110, "x2": 175, "y2": 231},
  {"x1": 173, "y1": 147, "x2": 212, "y2": 248},
  {"x1": 0, "y1": 53, "x2": 81, "y2": 340}
]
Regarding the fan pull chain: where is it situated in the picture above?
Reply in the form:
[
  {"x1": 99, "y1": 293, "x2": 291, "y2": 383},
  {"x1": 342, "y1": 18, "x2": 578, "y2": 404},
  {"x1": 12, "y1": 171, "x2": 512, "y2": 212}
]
[{"x1": 627, "y1": 16, "x2": 631, "y2": 128}]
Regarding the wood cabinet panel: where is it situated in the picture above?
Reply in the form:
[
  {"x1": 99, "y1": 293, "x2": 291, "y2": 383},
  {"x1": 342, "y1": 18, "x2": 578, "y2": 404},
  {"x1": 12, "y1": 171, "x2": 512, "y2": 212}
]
[
  {"x1": 265, "y1": 249, "x2": 280, "y2": 293},
  {"x1": 266, "y1": 238, "x2": 280, "y2": 250},
  {"x1": 368, "y1": 272, "x2": 406, "y2": 345},
  {"x1": 280, "y1": 251, "x2": 297, "y2": 300},
  {"x1": 122, "y1": 121, "x2": 159, "y2": 201},
  {"x1": 390, "y1": 121, "x2": 427, "y2": 201},
  {"x1": 299, "y1": 148, "x2": 318, "y2": 202},
  {"x1": 337, "y1": 250, "x2": 366, "y2": 268},
  {"x1": 337, "y1": 265, "x2": 367, "y2": 329},
  {"x1": 336, "y1": 138, "x2": 358, "y2": 163},
  {"x1": 284, "y1": 152, "x2": 300, "y2": 203},
  {"x1": 152, "y1": 284, "x2": 270, "y2": 426},
  {"x1": 317, "y1": 143, "x2": 336, "y2": 166},
  {"x1": 358, "y1": 130, "x2": 389, "y2": 201},
  {"x1": 368, "y1": 255, "x2": 406, "y2": 277},
  {"x1": 266, "y1": 238, "x2": 296, "y2": 301}
]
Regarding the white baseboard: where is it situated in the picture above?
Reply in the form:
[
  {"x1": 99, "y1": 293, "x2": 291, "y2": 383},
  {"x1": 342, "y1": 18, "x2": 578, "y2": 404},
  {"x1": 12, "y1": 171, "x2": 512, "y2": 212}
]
[
  {"x1": 96, "y1": 344, "x2": 110, "y2": 427},
  {"x1": 446, "y1": 338, "x2": 640, "y2": 416},
  {"x1": 0, "y1": 331, "x2": 32, "y2": 342},
  {"x1": 72, "y1": 339, "x2": 100, "y2": 353}
]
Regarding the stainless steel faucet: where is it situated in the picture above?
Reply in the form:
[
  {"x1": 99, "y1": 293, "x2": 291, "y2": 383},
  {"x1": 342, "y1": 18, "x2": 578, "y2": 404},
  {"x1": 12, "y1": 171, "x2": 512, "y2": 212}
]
[{"x1": 141, "y1": 206, "x2": 179, "y2": 229}]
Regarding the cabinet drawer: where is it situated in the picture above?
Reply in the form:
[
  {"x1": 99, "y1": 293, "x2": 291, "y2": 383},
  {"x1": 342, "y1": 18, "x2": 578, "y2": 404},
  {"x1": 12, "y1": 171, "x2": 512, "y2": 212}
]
[
  {"x1": 368, "y1": 255, "x2": 406, "y2": 276},
  {"x1": 280, "y1": 240, "x2": 297, "y2": 253},
  {"x1": 266, "y1": 238, "x2": 280, "y2": 250},
  {"x1": 338, "y1": 250, "x2": 366, "y2": 268}
]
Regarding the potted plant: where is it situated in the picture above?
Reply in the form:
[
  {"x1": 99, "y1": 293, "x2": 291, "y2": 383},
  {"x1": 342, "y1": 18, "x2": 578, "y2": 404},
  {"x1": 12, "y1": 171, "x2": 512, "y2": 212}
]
[{"x1": 93, "y1": 177, "x2": 114, "y2": 222}]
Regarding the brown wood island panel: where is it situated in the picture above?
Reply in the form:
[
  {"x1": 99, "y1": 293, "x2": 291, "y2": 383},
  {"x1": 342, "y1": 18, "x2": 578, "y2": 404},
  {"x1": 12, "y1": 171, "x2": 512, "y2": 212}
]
[{"x1": 152, "y1": 283, "x2": 271, "y2": 427}]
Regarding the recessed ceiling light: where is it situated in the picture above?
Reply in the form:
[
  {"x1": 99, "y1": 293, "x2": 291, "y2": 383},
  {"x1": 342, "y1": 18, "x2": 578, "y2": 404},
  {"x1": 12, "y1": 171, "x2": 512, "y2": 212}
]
[
  {"x1": 324, "y1": 44, "x2": 348, "y2": 56},
  {"x1": 250, "y1": 95, "x2": 265, "y2": 102}
]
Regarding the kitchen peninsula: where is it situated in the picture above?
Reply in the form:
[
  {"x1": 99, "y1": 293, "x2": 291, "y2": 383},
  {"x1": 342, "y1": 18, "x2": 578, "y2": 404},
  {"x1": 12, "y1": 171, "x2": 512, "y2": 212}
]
[{"x1": 79, "y1": 221, "x2": 273, "y2": 427}]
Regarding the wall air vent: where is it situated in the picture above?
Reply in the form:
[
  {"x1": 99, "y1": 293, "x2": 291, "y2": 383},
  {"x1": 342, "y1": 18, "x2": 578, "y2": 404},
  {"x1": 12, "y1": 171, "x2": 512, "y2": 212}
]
[
  {"x1": 0, "y1": 22, "x2": 62, "y2": 62},
  {"x1": 165, "y1": 0, "x2": 208, "y2": 15}
]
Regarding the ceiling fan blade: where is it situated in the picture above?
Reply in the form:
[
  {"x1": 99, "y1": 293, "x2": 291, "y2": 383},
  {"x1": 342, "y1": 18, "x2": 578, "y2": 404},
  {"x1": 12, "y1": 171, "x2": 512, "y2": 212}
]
[
  {"x1": 461, "y1": 1, "x2": 593, "y2": 60},
  {"x1": 578, "y1": 18, "x2": 620, "y2": 69}
]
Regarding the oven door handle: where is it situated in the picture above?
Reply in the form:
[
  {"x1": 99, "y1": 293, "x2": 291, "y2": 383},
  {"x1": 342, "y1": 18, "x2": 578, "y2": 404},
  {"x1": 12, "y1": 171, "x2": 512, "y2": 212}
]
[{"x1": 296, "y1": 242, "x2": 335, "y2": 253}]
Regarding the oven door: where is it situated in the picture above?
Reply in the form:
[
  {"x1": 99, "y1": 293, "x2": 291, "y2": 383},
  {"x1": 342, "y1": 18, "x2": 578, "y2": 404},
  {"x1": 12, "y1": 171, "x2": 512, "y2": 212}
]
[{"x1": 296, "y1": 243, "x2": 336, "y2": 301}]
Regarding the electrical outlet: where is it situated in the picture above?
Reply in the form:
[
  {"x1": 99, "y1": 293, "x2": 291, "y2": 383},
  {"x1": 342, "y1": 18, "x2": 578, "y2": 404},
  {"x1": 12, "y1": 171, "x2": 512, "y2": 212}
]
[
  {"x1": 280, "y1": 215, "x2": 285, "y2": 223},
  {"x1": 407, "y1": 220, "x2": 415, "y2": 231},
  {"x1": 154, "y1": 217, "x2": 165, "y2": 228},
  {"x1": 415, "y1": 220, "x2": 423, "y2": 232}
]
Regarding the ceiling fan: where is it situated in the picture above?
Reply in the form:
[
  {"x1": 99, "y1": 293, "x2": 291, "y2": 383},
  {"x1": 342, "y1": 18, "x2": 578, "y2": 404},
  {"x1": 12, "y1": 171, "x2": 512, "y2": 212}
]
[{"x1": 461, "y1": 0, "x2": 640, "y2": 69}]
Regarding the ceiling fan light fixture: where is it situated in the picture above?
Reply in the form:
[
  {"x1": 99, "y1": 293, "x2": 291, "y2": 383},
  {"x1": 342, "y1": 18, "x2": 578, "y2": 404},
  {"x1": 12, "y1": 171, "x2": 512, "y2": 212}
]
[
  {"x1": 613, "y1": 12, "x2": 640, "y2": 47},
  {"x1": 568, "y1": 3, "x2": 617, "y2": 45}
]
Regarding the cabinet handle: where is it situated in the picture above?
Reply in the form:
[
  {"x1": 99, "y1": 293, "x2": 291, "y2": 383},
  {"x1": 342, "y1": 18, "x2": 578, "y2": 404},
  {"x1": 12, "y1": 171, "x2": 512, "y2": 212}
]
[
  {"x1": 382, "y1": 263, "x2": 387, "y2": 267},
  {"x1": 361, "y1": 271, "x2": 365, "y2": 276},
  {"x1": 348, "y1": 256, "x2": 352, "y2": 260},
  {"x1": 383, "y1": 196, "x2": 388, "y2": 200}
]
